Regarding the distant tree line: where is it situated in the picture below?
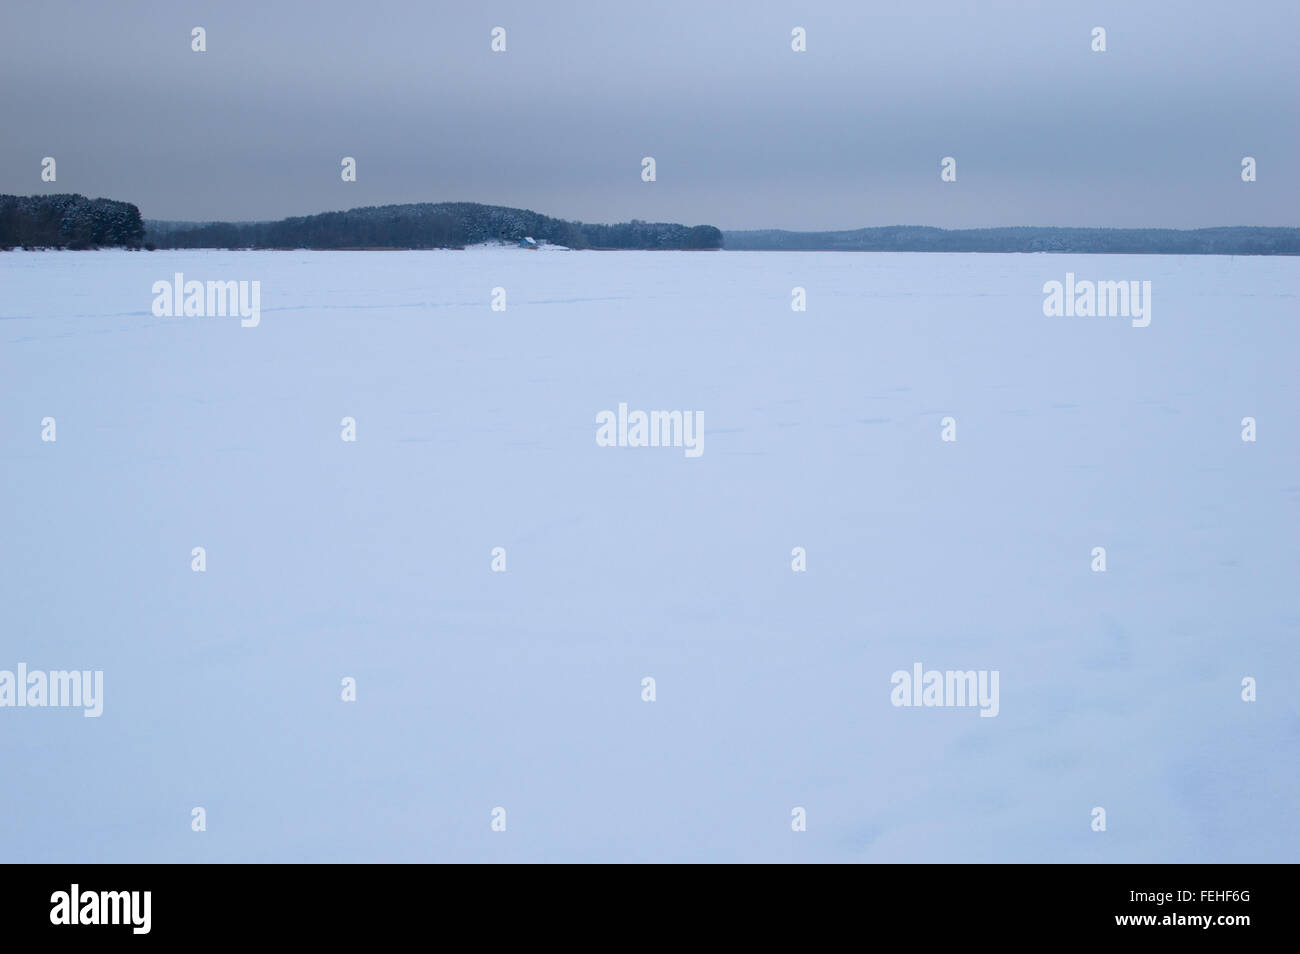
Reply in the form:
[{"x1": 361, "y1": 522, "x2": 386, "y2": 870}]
[
  {"x1": 0, "y1": 194, "x2": 145, "y2": 249},
  {"x1": 723, "y1": 225, "x2": 1300, "y2": 255},
  {"x1": 145, "y1": 202, "x2": 724, "y2": 251},
  {"x1": 13, "y1": 194, "x2": 1292, "y2": 255}
]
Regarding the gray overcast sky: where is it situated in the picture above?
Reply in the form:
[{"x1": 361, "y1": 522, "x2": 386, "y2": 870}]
[{"x1": 2, "y1": 0, "x2": 1296, "y2": 229}]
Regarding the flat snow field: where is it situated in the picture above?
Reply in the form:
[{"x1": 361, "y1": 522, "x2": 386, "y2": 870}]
[{"x1": 1, "y1": 248, "x2": 1297, "y2": 862}]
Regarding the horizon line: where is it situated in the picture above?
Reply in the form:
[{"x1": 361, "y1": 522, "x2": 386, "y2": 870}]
[{"x1": 4, "y1": 195, "x2": 1283, "y2": 233}]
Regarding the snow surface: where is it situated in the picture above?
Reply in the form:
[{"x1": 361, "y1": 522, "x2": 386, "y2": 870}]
[{"x1": 1, "y1": 247, "x2": 1297, "y2": 862}]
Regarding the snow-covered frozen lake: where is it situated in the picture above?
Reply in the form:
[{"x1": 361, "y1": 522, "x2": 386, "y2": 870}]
[{"x1": 1, "y1": 247, "x2": 1297, "y2": 862}]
